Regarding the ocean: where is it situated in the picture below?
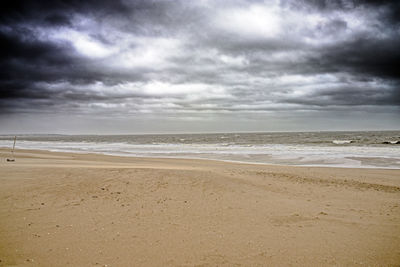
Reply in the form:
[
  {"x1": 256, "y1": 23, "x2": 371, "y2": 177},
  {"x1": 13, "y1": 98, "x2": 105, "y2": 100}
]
[{"x1": 1, "y1": 131, "x2": 399, "y2": 169}]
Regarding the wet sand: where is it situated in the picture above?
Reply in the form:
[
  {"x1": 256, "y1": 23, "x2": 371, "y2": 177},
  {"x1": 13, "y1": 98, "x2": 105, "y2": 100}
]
[{"x1": 0, "y1": 149, "x2": 399, "y2": 266}]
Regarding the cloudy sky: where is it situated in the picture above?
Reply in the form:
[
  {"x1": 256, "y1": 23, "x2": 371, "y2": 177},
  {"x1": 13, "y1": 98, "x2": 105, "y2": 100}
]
[{"x1": 0, "y1": 0, "x2": 399, "y2": 134}]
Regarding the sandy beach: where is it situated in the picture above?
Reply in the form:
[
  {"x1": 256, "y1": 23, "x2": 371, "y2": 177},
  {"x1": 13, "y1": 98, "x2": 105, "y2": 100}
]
[{"x1": 0, "y1": 149, "x2": 399, "y2": 266}]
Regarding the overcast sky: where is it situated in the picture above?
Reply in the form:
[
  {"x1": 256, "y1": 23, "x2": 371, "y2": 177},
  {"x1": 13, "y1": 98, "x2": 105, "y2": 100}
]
[{"x1": 0, "y1": 0, "x2": 399, "y2": 134}]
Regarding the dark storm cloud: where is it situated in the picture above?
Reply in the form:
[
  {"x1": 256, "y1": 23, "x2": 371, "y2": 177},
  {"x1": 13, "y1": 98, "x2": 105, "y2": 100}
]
[
  {"x1": 0, "y1": 0, "x2": 130, "y2": 24},
  {"x1": 0, "y1": 0, "x2": 399, "y2": 122},
  {"x1": 316, "y1": 36, "x2": 400, "y2": 80},
  {"x1": 43, "y1": 14, "x2": 72, "y2": 26}
]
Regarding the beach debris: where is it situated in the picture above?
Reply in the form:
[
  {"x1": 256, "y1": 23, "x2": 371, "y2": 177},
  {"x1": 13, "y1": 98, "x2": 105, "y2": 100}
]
[
  {"x1": 319, "y1": 211, "x2": 328, "y2": 215},
  {"x1": 6, "y1": 136, "x2": 17, "y2": 162}
]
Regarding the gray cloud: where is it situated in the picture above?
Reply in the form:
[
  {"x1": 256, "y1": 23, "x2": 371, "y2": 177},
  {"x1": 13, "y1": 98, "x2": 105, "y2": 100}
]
[{"x1": 0, "y1": 0, "x2": 399, "y2": 133}]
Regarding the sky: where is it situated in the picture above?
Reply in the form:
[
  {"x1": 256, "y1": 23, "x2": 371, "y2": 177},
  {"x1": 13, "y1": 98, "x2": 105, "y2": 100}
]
[{"x1": 0, "y1": 0, "x2": 399, "y2": 134}]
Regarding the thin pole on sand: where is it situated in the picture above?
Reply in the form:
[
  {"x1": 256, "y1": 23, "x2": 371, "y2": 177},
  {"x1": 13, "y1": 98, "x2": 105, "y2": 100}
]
[
  {"x1": 7, "y1": 136, "x2": 16, "y2": 162},
  {"x1": 12, "y1": 135, "x2": 16, "y2": 157}
]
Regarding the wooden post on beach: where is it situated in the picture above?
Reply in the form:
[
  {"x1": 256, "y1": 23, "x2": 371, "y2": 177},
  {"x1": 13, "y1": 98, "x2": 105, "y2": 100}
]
[{"x1": 6, "y1": 136, "x2": 16, "y2": 162}]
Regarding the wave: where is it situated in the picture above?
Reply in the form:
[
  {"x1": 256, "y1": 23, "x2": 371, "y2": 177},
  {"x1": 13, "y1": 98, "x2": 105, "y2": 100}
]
[
  {"x1": 332, "y1": 140, "x2": 354, "y2": 145},
  {"x1": 1, "y1": 139, "x2": 399, "y2": 169},
  {"x1": 382, "y1": 141, "x2": 400, "y2": 144}
]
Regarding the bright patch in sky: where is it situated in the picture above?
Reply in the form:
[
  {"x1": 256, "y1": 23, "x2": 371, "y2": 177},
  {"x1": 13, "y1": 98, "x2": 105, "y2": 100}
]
[
  {"x1": 216, "y1": 5, "x2": 282, "y2": 39},
  {"x1": 53, "y1": 29, "x2": 114, "y2": 58}
]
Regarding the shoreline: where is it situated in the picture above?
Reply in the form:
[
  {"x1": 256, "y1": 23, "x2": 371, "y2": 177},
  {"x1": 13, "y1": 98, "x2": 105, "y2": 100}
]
[
  {"x1": 1, "y1": 147, "x2": 399, "y2": 170},
  {"x1": 1, "y1": 148, "x2": 400, "y2": 266}
]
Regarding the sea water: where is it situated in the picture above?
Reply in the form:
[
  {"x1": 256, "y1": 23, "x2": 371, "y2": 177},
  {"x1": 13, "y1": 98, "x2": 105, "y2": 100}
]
[{"x1": 0, "y1": 131, "x2": 399, "y2": 169}]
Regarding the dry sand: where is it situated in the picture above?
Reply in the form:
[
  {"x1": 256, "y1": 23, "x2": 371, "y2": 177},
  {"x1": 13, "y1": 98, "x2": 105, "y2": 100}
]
[{"x1": 0, "y1": 149, "x2": 399, "y2": 266}]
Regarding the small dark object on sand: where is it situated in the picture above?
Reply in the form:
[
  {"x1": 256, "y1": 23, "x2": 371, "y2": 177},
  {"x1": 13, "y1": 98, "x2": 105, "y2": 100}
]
[{"x1": 6, "y1": 158, "x2": 15, "y2": 162}]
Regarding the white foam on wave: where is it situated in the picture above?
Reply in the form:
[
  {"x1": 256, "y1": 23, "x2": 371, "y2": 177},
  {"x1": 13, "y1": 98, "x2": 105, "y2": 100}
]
[{"x1": 332, "y1": 140, "x2": 354, "y2": 145}]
